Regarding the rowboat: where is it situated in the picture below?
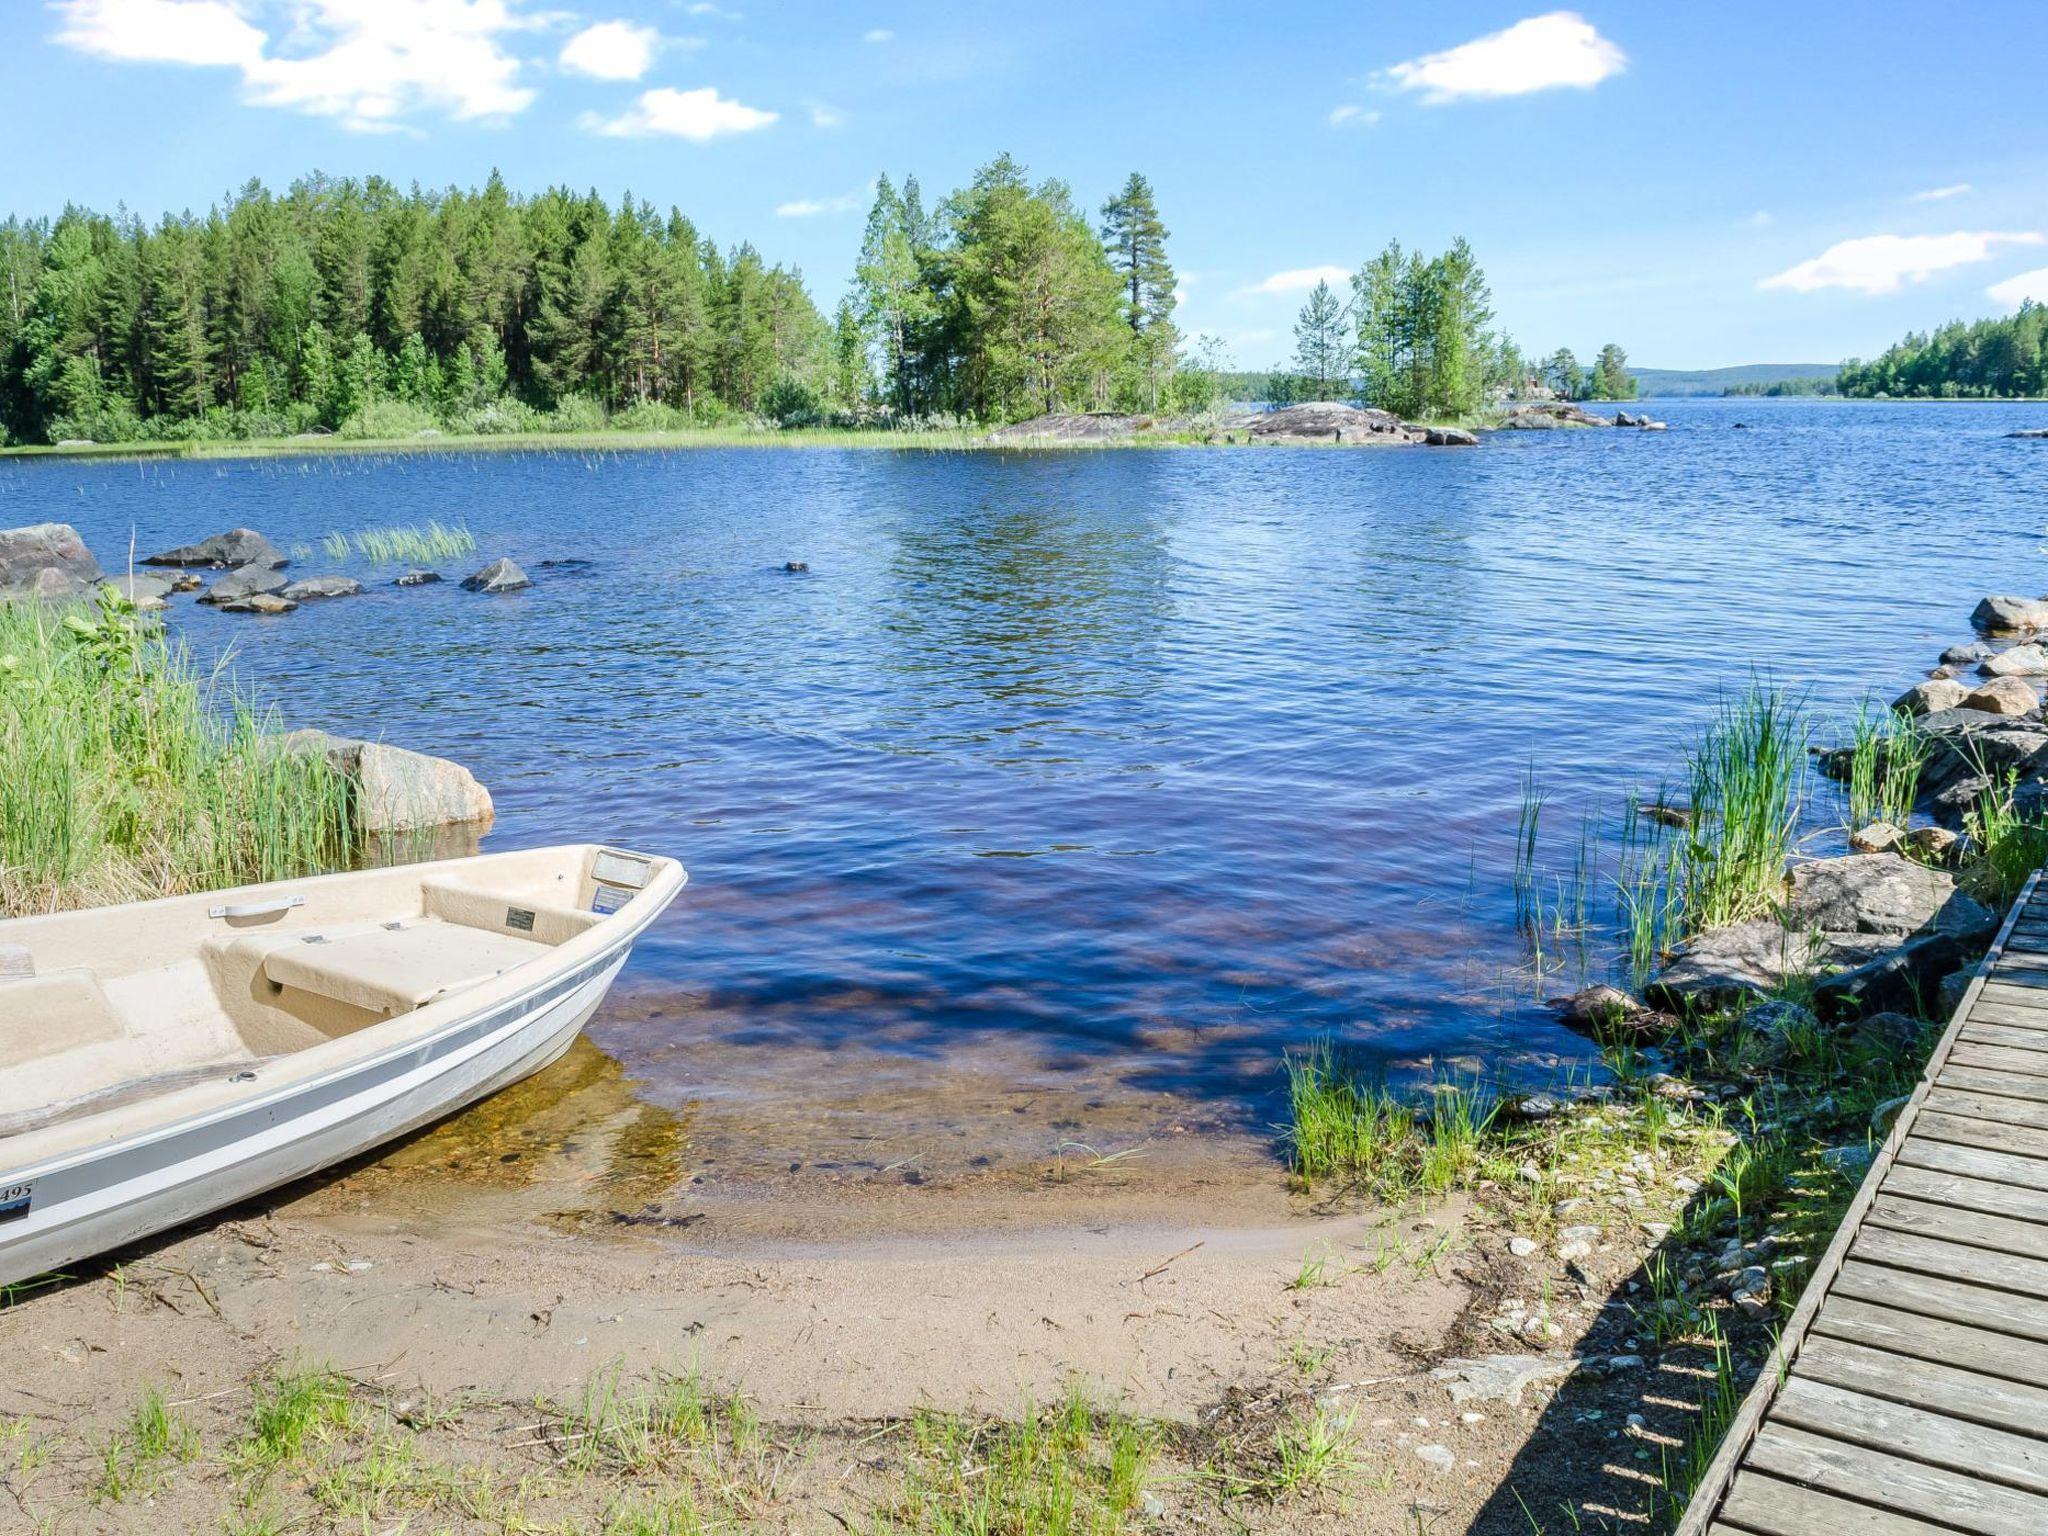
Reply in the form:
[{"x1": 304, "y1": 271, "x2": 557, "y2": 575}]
[{"x1": 0, "y1": 844, "x2": 684, "y2": 1288}]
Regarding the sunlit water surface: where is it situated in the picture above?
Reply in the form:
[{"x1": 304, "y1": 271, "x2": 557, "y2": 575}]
[{"x1": 7, "y1": 400, "x2": 2043, "y2": 1168}]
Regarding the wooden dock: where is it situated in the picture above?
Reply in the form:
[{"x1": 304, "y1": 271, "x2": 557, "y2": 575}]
[{"x1": 1679, "y1": 870, "x2": 2048, "y2": 1535}]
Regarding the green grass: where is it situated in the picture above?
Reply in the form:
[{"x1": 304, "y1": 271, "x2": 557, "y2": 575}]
[
  {"x1": 0, "y1": 591, "x2": 355, "y2": 914},
  {"x1": 873, "y1": 1389, "x2": 1157, "y2": 1536},
  {"x1": 1673, "y1": 685, "x2": 1808, "y2": 932},
  {"x1": 91, "y1": 1386, "x2": 198, "y2": 1503},
  {"x1": 1283, "y1": 1042, "x2": 1504, "y2": 1195},
  {"x1": 237, "y1": 1366, "x2": 355, "y2": 1472},
  {"x1": 1843, "y1": 704, "x2": 1927, "y2": 834},
  {"x1": 1967, "y1": 771, "x2": 2048, "y2": 904}
]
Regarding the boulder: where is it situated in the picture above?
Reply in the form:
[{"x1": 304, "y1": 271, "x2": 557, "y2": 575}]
[
  {"x1": 1892, "y1": 678, "x2": 1967, "y2": 716},
  {"x1": 1814, "y1": 932, "x2": 1975, "y2": 1021},
  {"x1": 279, "y1": 576, "x2": 364, "y2": 601},
  {"x1": 0, "y1": 522, "x2": 103, "y2": 599},
  {"x1": 1782, "y1": 854, "x2": 1997, "y2": 940},
  {"x1": 1971, "y1": 595, "x2": 2048, "y2": 634},
  {"x1": 144, "y1": 528, "x2": 284, "y2": 569},
  {"x1": 393, "y1": 570, "x2": 442, "y2": 587},
  {"x1": 1844, "y1": 1010, "x2": 1923, "y2": 1055},
  {"x1": 783, "y1": 560, "x2": 810, "y2": 573},
  {"x1": 1982, "y1": 643, "x2": 2048, "y2": 678},
  {"x1": 1646, "y1": 922, "x2": 1824, "y2": 1011},
  {"x1": 1738, "y1": 998, "x2": 1820, "y2": 1059},
  {"x1": 166, "y1": 572, "x2": 203, "y2": 593},
  {"x1": 1496, "y1": 402, "x2": 1613, "y2": 430},
  {"x1": 1849, "y1": 821, "x2": 1905, "y2": 854},
  {"x1": 1915, "y1": 710, "x2": 2048, "y2": 804},
  {"x1": 1941, "y1": 641, "x2": 1995, "y2": 666},
  {"x1": 219, "y1": 592, "x2": 298, "y2": 615},
  {"x1": 1908, "y1": 825, "x2": 1961, "y2": 864},
  {"x1": 1250, "y1": 402, "x2": 1419, "y2": 444},
  {"x1": 1424, "y1": 426, "x2": 1480, "y2": 446},
  {"x1": 461, "y1": 557, "x2": 530, "y2": 594},
  {"x1": 103, "y1": 573, "x2": 174, "y2": 610},
  {"x1": 1963, "y1": 677, "x2": 2041, "y2": 717},
  {"x1": 198, "y1": 561, "x2": 289, "y2": 605},
  {"x1": 285, "y1": 730, "x2": 494, "y2": 833},
  {"x1": 2009, "y1": 428, "x2": 2048, "y2": 439}
]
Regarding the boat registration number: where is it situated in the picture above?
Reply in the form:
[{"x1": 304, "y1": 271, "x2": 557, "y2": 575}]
[{"x1": 0, "y1": 1182, "x2": 31, "y2": 1224}]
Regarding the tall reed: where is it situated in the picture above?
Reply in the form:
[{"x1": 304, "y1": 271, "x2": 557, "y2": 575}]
[
  {"x1": 0, "y1": 592, "x2": 356, "y2": 914},
  {"x1": 1843, "y1": 704, "x2": 1926, "y2": 832},
  {"x1": 1671, "y1": 685, "x2": 1807, "y2": 932}
]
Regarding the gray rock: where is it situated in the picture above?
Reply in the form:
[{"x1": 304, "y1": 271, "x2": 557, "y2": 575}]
[
  {"x1": 2009, "y1": 428, "x2": 2048, "y2": 439},
  {"x1": 1647, "y1": 922, "x2": 1823, "y2": 1010},
  {"x1": 1892, "y1": 678, "x2": 1967, "y2": 716},
  {"x1": 1963, "y1": 677, "x2": 2041, "y2": 717},
  {"x1": 1937, "y1": 967, "x2": 1975, "y2": 1018},
  {"x1": 285, "y1": 730, "x2": 495, "y2": 833},
  {"x1": 1784, "y1": 854, "x2": 1996, "y2": 940},
  {"x1": 0, "y1": 522, "x2": 103, "y2": 599},
  {"x1": 393, "y1": 570, "x2": 442, "y2": 587},
  {"x1": 1430, "y1": 1355, "x2": 1578, "y2": 1407},
  {"x1": 218, "y1": 592, "x2": 298, "y2": 615},
  {"x1": 144, "y1": 528, "x2": 283, "y2": 569},
  {"x1": 1251, "y1": 402, "x2": 1419, "y2": 444},
  {"x1": 1821, "y1": 1144, "x2": 1875, "y2": 1176},
  {"x1": 1414, "y1": 1444, "x2": 1456, "y2": 1472},
  {"x1": 198, "y1": 561, "x2": 289, "y2": 605},
  {"x1": 1738, "y1": 998, "x2": 1820, "y2": 1056},
  {"x1": 1941, "y1": 641, "x2": 1995, "y2": 666},
  {"x1": 104, "y1": 573, "x2": 174, "y2": 610},
  {"x1": 1981, "y1": 643, "x2": 2048, "y2": 678},
  {"x1": 1424, "y1": 426, "x2": 1480, "y2": 446},
  {"x1": 1848, "y1": 821, "x2": 1904, "y2": 854},
  {"x1": 279, "y1": 576, "x2": 364, "y2": 601},
  {"x1": 1971, "y1": 595, "x2": 2048, "y2": 634},
  {"x1": 985, "y1": 412, "x2": 1144, "y2": 444},
  {"x1": 1908, "y1": 825, "x2": 1961, "y2": 865},
  {"x1": 1845, "y1": 1010, "x2": 1923, "y2": 1054},
  {"x1": 461, "y1": 557, "x2": 530, "y2": 594},
  {"x1": 1496, "y1": 402, "x2": 1613, "y2": 430},
  {"x1": 1814, "y1": 932, "x2": 1975, "y2": 1020}
]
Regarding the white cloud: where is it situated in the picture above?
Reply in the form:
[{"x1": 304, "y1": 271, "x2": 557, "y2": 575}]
[
  {"x1": 775, "y1": 184, "x2": 870, "y2": 218},
  {"x1": 1989, "y1": 265, "x2": 2048, "y2": 309},
  {"x1": 559, "y1": 20, "x2": 659, "y2": 81},
  {"x1": 1761, "y1": 231, "x2": 2046, "y2": 295},
  {"x1": 1377, "y1": 11, "x2": 1625, "y2": 104},
  {"x1": 582, "y1": 85, "x2": 776, "y2": 140},
  {"x1": 54, "y1": 0, "x2": 542, "y2": 130},
  {"x1": 808, "y1": 101, "x2": 844, "y2": 129},
  {"x1": 1746, "y1": 210, "x2": 1773, "y2": 228},
  {"x1": 863, "y1": 27, "x2": 893, "y2": 42},
  {"x1": 1242, "y1": 265, "x2": 1351, "y2": 296},
  {"x1": 53, "y1": 0, "x2": 263, "y2": 67},
  {"x1": 1911, "y1": 183, "x2": 1972, "y2": 203},
  {"x1": 1327, "y1": 103, "x2": 1381, "y2": 127},
  {"x1": 683, "y1": 2, "x2": 738, "y2": 15}
]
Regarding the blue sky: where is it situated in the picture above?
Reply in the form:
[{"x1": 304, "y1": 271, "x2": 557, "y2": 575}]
[{"x1": 7, "y1": 2, "x2": 2047, "y2": 370}]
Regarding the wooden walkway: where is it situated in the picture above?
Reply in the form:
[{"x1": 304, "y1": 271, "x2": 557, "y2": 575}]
[{"x1": 1679, "y1": 870, "x2": 2048, "y2": 1535}]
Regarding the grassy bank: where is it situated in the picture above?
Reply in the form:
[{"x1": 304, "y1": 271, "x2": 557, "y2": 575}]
[{"x1": 0, "y1": 592, "x2": 354, "y2": 914}]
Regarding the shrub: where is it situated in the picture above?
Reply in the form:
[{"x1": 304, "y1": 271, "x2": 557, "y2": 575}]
[
  {"x1": 338, "y1": 399, "x2": 440, "y2": 440},
  {"x1": 544, "y1": 395, "x2": 608, "y2": 434},
  {"x1": 610, "y1": 398, "x2": 690, "y2": 433},
  {"x1": 760, "y1": 376, "x2": 823, "y2": 428},
  {"x1": 459, "y1": 398, "x2": 541, "y2": 435}
]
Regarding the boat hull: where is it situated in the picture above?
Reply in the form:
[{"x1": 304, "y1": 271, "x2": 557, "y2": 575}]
[{"x1": 0, "y1": 942, "x2": 631, "y2": 1289}]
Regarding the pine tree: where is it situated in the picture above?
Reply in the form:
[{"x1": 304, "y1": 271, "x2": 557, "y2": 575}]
[
  {"x1": 1545, "y1": 348, "x2": 1581, "y2": 399},
  {"x1": 1293, "y1": 280, "x2": 1347, "y2": 398},
  {"x1": 1099, "y1": 172, "x2": 1177, "y2": 408}
]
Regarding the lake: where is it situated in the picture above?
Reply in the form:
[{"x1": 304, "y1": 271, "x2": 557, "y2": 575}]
[{"x1": 6, "y1": 399, "x2": 2043, "y2": 1178}]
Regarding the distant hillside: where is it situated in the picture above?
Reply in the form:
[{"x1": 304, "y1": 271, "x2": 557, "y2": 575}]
[{"x1": 1633, "y1": 363, "x2": 1840, "y2": 397}]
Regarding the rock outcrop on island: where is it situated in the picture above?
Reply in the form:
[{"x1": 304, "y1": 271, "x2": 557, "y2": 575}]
[
  {"x1": 1498, "y1": 403, "x2": 1667, "y2": 431},
  {"x1": 144, "y1": 528, "x2": 286, "y2": 569},
  {"x1": 985, "y1": 413, "x2": 1147, "y2": 444},
  {"x1": 1247, "y1": 402, "x2": 1420, "y2": 444}
]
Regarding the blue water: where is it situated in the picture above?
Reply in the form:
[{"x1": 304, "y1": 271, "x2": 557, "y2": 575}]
[{"x1": 5, "y1": 399, "x2": 2043, "y2": 1140}]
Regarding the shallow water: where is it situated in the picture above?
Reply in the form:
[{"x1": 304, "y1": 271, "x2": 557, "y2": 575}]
[{"x1": 7, "y1": 400, "x2": 2044, "y2": 1165}]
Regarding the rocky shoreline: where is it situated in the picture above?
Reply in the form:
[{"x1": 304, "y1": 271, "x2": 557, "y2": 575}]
[
  {"x1": 985, "y1": 398, "x2": 1666, "y2": 447},
  {"x1": 0, "y1": 520, "x2": 496, "y2": 837}
]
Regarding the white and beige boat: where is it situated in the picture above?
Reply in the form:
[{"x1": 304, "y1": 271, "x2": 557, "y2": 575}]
[{"x1": 0, "y1": 843, "x2": 684, "y2": 1288}]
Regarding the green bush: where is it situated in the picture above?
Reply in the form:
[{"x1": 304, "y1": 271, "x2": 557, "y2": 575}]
[
  {"x1": 544, "y1": 395, "x2": 608, "y2": 434},
  {"x1": 610, "y1": 399, "x2": 690, "y2": 433},
  {"x1": 338, "y1": 399, "x2": 441, "y2": 440},
  {"x1": 760, "y1": 376, "x2": 823, "y2": 428},
  {"x1": 459, "y1": 398, "x2": 541, "y2": 435}
]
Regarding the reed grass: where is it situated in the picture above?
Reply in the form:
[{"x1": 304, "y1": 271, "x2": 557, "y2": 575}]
[
  {"x1": 1966, "y1": 771, "x2": 2048, "y2": 905},
  {"x1": 336, "y1": 520, "x2": 475, "y2": 565},
  {"x1": 1283, "y1": 1042, "x2": 1502, "y2": 1195},
  {"x1": 1843, "y1": 704, "x2": 1926, "y2": 834},
  {"x1": 0, "y1": 591, "x2": 355, "y2": 914},
  {"x1": 1672, "y1": 685, "x2": 1808, "y2": 932}
]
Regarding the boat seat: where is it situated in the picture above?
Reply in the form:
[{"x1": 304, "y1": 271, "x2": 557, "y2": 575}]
[
  {"x1": 419, "y1": 877, "x2": 604, "y2": 946},
  {"x1": 0, "y1": 969, "x2": 128, "y2": 1069},
  {"x1": 258, "y1": 920, "x2": 552, "y2": 1019}
]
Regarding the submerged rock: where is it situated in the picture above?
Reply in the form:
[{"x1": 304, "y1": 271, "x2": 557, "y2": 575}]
[
  {"x1": 1971, "y1": 594, "x2": 2048, "y2": 634},
  {"x1": 783, "y1": 560, "x2": 810, "y2": 573},
  {"x1": 2009, "y1": 428, "x2": 2048, "y2": 439},
  {"x1": 1424, "y1": 426, "x2": 1480, "y2": 446},
  {"x1": 393, "y1": 569, "x2": 442, "y2": 587},
  {"x1": 144, "y1": 528, "x2": 283, "y2": 569},
  {"x1": 286, "y1": 729, "x2": 494, "y2": 833},
  {"x1": 199, "y1": 561, "x2": 289, "y2": 605},
  {"x1": 1785, "y1": 854, "x2": 1997, "y2": 940},
  {"x1": 1941, "y1": 641, "x2": 1995, "y2": 666},
  {"x1": 1982, "y1": 643, "x2": 2048, "y2": 678},
  {"x1": 461, "y1": 557, "x2": 530, "y2": 593},
  {"x1": 219, "y1": 592, "x2": 298, "y2": 615},
  {"x1": 1964, "y1": 677, "x2": 2041, "y2": 717},
  {"x1": 0, "y1": 522, "x2": 103, "y2": 600},
  {"x1": 104, "y1": 573, "x2": 174, "y2": 610},
  {"x1": 280, "y1": 576, "x2": 364, "y2": 601}
]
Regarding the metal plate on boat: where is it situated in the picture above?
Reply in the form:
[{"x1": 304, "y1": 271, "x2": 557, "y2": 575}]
[
  {"x1": 0, "y1": 1182, "x2": 31, "y2": 1224},
  {"x1": 590, "y1": 884, "x2": 630, "y2": 915}
]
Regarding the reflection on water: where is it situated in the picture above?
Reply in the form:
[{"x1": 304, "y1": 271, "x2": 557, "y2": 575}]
[{"x1": 7, "y1": 400, "x2": 2042, "y2": 1176}]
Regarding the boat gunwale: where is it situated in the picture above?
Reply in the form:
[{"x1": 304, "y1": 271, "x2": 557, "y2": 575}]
[{"x1": 0, "y1": 844, "x2": 685, "y2": 1178}]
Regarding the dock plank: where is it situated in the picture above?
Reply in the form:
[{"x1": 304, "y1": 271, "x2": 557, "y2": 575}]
[
  {"x1": 1921, "y1": 1085, "x2": 2048, "y2": 1132},
  {"x1": 1850, "y1": 1224, "x2": 2048, "y2": 1295},
  {"x1": 1864, "y1": 1192, "x2": 2048, "y2": 1262},
  {"x1": 1769, "y1": 1376, "x2": 2048, "y2": 1492},
  {"x1": 1934, "y1": 1063, "x2": 2048, "y2": 1103},
  {"x1": 1716, "y1": 1470, "x2": 1968, "y2": 1535},
  {"x1": 1945, "y1": 1040, "x2": 2048, "y2": 1078},
  {"x1": 1793, "y1": 1334, "x2": 2048, "y2": 1437},
  {"x1": 1912, "y1": 1109, "x2": 2048, "y2": 1160},
  {"x1": 1897, "y1": 1136, "x2": 2048, "y2": 1191},
  {"x1": 1745, "y1": 1424, "x2": 2048, "y2": 1536},
  {"x1": 1833, "y1": 1259, "x2": 2048, "y2": 1344},
  {"x1": 1960, "y1": 1021, "x2": 2048, "y2": 1055},
  {"x1": 1881, "y1": 1161, "x2": 2048, "y2": 1224},
  {"x1": 1811, "y1": 1295, "x2": 2048, "y2": 1387}
]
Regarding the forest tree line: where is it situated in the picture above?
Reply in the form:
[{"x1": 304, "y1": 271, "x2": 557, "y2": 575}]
[
  {"x1": 0, "y1": 158, "x2": 1220, "y2": 447},
  {"x1": 1279, "y1": 245, "x2": 1636, "y2": 412},
  {"x1": 1837, "y1": 302, "x2": 2048, "y2": 398}
]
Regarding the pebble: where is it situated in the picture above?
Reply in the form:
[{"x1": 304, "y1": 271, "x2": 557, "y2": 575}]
[
  {"x1": 1415, "y1": 1444, "x2": 1456, "y2": 1472},
  {"x1": 1508, "y1": 1236, "x2": 1539, "y2": 1258},
  {"x1": 1460, "y1": 1412, "x2": 1485, "y2": 1424}
]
